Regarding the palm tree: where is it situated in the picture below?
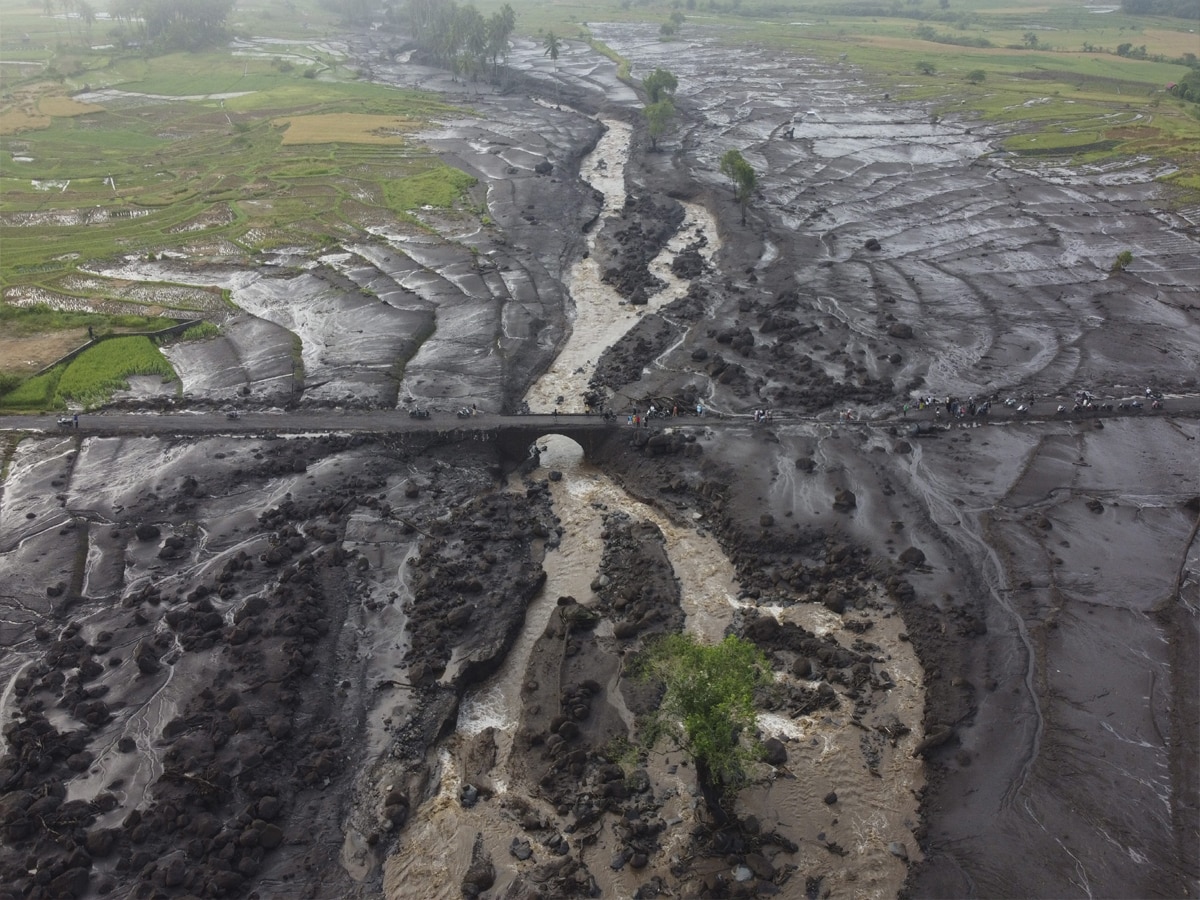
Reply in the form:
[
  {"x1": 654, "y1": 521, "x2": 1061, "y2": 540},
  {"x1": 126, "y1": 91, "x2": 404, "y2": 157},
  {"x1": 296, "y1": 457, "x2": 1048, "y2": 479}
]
[
  {"x1": 486, "y1": 4, "x2": 515, "y2": 81},
  {"x1": 543, "y1": 31, "x2": 561, "y2": 104},
  {"x1": 542, "y1": 30, "x2": 561, "y2": 65}
]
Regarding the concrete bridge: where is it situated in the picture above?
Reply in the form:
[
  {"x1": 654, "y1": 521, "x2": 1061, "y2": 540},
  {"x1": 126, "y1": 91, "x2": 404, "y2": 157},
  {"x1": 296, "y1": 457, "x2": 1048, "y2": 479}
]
[
  {"x1": 0, "y1": 410, "x2": 671, "y2": 464},
  {"x1": 4, "y1": 402, "x2": 1192, "y2": 462}
]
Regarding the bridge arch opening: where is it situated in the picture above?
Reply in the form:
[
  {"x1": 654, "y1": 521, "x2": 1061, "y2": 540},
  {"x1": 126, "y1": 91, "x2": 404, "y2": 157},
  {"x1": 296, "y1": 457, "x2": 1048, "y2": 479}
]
[{"x1": 533, "y1": 433, "x2": 586, "y2": 469}]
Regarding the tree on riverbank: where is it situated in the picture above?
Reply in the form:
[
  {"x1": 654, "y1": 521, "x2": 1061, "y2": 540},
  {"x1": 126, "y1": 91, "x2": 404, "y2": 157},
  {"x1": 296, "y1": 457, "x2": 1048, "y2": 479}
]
[
  {"x1": 642, "y1": 68, "x2": 678, "y2": 151},
  {"x1": 643, "y1": 67, "x2": 678, "y2": 103},
  {"x1": 644, "y1": 99, "x2": 675, "y2": 151},
  {"x1": 719, "y1": 149, "x2": 757, "y2": 226},
  {"x1": 635, "y1": 633, "x2": 770, "y2": 823}
]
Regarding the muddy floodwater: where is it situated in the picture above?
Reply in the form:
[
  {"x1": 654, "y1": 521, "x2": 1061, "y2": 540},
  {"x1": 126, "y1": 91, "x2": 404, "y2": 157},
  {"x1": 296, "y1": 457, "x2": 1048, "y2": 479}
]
[{"x1": 1, "y1": 18, "x2": 1197, "y2": 900}]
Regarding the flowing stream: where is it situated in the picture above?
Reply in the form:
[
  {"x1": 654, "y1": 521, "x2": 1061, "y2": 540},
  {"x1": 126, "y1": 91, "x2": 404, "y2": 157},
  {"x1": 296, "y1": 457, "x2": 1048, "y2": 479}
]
[
  {"x1": 524, "y1": 119, "x2": 719, "y2": 415},
  {"x1": 388, "y1": 113, "x2": 924, "y2": 900}
]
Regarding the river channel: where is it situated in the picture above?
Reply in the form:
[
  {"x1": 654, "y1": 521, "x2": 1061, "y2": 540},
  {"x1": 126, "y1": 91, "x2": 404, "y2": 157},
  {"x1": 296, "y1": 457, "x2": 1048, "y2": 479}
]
[{"x1": 383, "y1": 113, "x2": 924, "y2": 900}]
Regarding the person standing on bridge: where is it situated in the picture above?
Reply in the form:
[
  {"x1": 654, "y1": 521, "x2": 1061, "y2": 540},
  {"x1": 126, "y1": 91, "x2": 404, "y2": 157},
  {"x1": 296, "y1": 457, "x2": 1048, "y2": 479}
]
[{"x1": 553, "y1": 408, "x2": 558, "y2": 420}]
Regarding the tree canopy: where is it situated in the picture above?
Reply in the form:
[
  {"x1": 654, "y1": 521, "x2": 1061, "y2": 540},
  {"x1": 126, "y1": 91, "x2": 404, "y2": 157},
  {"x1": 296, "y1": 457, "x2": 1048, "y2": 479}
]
[
  {"x1": 719, "y1": 149, "x2": 757, "y2": 225},
  {"x1": 644, "y1": 98, "x2": 675, "y2": 152},
  {"x1": 642, "y1": 67, "x2": 678, "y2": 104},
  {"x1": 403, "y1": 0, "x2": 516, "y2": 83},
  {"x1": 109, "y1": 0, "x2": 234, "y2": 50},
  {"x1": 636, "y1": 633, "x2": 770, "y2": 812}
]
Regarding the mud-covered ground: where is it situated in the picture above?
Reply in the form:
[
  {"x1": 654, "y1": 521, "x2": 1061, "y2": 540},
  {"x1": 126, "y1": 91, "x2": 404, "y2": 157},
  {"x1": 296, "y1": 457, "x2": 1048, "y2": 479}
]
[{"x1": 2, "y1": 21, "x2": 1198, "y2": 900}]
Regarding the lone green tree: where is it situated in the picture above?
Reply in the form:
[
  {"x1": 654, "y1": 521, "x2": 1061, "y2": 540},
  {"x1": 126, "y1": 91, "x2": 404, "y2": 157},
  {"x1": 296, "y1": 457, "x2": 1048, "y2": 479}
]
[
  {"x1": 1110, "y1": 249, "x2": 1134, "y2": 273},
  {"x1": 636, "y1": 633, "x2": 770, "y2": 822},
  {"x1": 642, "y1": 67, "x2": 678, "y2": 104},
  {"x1": 644, "y1": 98, "x2": 675, "y2": 151},
  {"x1": 719, "y1": 148, "x2": 757, "y2": 226}
]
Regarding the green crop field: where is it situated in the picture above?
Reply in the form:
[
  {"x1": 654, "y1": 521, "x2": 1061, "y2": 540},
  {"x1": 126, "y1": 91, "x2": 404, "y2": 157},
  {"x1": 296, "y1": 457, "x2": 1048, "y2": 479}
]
[
  {"x1": 53, "y1": 335, "x2": 176, "y2": 407},
  {"x1": 0, "y1": 334, "x2": 177, "y2": 410}
]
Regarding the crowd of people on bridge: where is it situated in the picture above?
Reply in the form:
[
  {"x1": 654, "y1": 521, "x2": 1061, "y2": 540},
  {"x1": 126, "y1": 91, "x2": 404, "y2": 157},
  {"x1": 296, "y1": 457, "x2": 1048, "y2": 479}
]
[{"x1": 624, "y1": 402, "x2": 706, "y2": 427}]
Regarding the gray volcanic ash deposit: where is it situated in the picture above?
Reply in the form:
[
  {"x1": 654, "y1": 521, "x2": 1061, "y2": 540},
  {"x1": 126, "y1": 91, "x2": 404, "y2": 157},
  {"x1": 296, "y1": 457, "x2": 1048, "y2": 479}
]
[{"x1": 2, "y1": 21, "x2": 1198, "y2": 900}]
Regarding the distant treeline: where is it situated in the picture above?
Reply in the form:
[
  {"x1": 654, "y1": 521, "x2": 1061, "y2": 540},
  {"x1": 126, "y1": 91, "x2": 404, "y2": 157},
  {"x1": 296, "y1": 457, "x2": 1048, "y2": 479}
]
[
  {"x1": 1121, "y1": 0, "x2": 1200, "y2": 19},
  {"x1": 914, "y1": 24, "x2": 992, "y2": 48},
  {"x1": 1169, "y1": 69, "x2": 1200, "y2": 102},
  {"x1": 109, "y1": 0, "x2": 235, "y2": 50}
]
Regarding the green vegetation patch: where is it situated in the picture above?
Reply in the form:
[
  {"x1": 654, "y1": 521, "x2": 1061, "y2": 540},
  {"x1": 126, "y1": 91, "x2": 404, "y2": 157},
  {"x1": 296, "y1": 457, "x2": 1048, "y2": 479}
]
[
  {"x1": 54, "y1": 336, "x2": 176, "y2": 407},
  {"x1": 179, "y1": 322, "x2": 222, "y2": 341},
  {"x1": 2, "y1": 365, "x2": 66, "y2": 411},
  {"x1": 0, "y1": 303, "x2": 168, "y2": 338},
  {"x1": 383, "y1": 162, "x2": 479, "y2": 214}
]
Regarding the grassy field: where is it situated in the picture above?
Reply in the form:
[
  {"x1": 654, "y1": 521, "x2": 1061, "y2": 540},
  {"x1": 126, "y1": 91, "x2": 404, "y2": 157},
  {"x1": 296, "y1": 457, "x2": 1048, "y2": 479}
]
[{"x1": 0, "y1": 50, "x2": 474, "y2": 275}]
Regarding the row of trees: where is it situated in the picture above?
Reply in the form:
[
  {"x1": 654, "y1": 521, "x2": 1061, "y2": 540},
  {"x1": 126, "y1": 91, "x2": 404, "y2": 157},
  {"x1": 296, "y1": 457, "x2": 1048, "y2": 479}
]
[
  {"x1": 1120, "y1": 0, "x2": 1200, "y2": 19},
  {"x1": 1168, "y1": 69, "x2": 1200, "y2": 104},
  {"x1": 406, "y1": 0, "x2": 517, "y2": 83},
  {"x1": 107, "y1": 0, "x2": 234, "y2": 50},
  {"x1": 41, "y1": 0, "x2": 98, "y2": 44}
]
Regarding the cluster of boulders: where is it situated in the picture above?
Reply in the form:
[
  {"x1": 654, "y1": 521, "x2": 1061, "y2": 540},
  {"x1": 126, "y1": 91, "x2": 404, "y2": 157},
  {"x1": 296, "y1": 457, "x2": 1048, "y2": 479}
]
[
  {"x1": 589, "y1": 283, "x2": 710, "y2": 406},
  {"x1": 0, "y1": 432, "x2": 475, "y2": 898},
  {"x1": 493, "y1": 542, "x2": 693, "y2": 897},
  {"x1": 598, "y1": 194, "x2": 686, "y2": 305},
  {"x1": 742, "y1": 612, "x2": 890, "y2": 723},
  {"x1": 399, "y1": 483, "x2": 554, "y2": 687},
  {"x1": 589, "y1": 512, "x2": 686, "y2": 641},
  {"x1": 668, "y1": 235, "x2": 709, "y2": 279},
  {"x1": 0, "y1": 519, "x2": 350, "y2": 897}
]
